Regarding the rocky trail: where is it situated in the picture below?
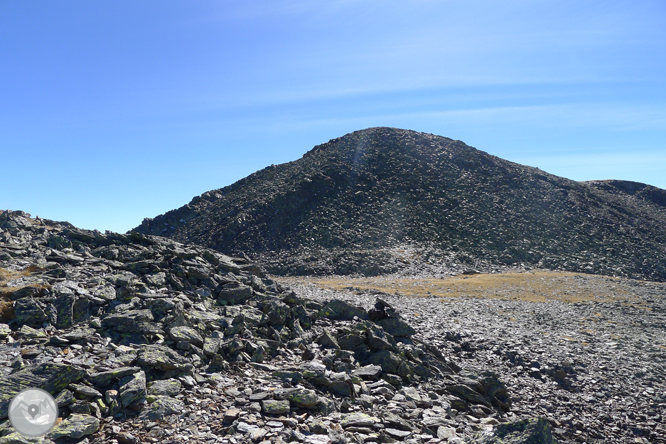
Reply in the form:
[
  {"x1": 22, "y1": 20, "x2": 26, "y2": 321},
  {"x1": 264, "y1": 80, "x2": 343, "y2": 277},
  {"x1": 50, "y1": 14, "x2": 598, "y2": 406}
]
[{"x1": 1, "y1": 209, "x2": 665, "y2": 444}]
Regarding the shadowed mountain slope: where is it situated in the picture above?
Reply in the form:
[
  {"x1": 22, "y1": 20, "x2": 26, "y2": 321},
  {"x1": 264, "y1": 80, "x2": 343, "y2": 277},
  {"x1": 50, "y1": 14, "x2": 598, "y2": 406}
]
[{"x1": 134, "y1": 127, "x2": 666, "y2": 280}]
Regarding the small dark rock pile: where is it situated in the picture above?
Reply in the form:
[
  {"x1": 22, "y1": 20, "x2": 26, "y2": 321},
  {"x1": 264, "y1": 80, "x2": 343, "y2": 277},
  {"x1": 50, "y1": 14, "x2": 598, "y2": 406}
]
[{"x1": 0, "y1": 211, "x2": 553, "y2": 443}]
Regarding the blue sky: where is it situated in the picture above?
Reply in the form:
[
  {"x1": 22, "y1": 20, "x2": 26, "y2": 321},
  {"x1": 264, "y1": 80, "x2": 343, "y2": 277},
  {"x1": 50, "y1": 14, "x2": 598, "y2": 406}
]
[{"x1": 2, "y1": 1, "x2": 665, "y2": 233}]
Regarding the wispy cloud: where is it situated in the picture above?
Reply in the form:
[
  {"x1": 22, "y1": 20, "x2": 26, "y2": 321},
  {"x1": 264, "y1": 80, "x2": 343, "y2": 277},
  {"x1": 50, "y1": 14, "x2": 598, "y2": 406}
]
[
  {"x1": 263, "y1": 102, "x2": 666, "y2": 133},
  {"x1": 516, "y1": 150, "x2": 666, "y2": 186}
]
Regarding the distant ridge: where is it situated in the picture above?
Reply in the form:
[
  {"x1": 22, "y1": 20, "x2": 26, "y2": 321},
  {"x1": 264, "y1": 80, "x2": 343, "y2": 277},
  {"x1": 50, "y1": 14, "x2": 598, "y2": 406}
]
[{"x1": 134, "y1": 127, "x2": 666, "y2": 280}]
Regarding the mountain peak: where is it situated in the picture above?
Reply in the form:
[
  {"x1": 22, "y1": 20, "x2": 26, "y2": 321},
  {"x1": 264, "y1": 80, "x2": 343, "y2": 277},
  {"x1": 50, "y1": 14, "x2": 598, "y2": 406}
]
[{"x1": 134, "y1": 128, "x2": 666, "y2": 280}]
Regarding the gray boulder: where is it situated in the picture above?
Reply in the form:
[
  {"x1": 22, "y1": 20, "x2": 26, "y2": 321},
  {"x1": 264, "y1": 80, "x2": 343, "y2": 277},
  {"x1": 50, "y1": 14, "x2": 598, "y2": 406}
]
[
  {"x1": 475, "y1": 417, "x2": 554, "y2": 444},
  {"x1": 0, "y1": 363, "x2": 86, "y2": 419},
  {"x1": 319, "y1": 299, "x2": 368, "y2": 321}
]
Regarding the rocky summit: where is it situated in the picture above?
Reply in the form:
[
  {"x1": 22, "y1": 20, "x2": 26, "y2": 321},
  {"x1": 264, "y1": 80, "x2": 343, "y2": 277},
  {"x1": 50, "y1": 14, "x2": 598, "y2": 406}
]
[
  {"x1": 134, "y1": 127, "x2": 666, "y2": 280},
  {"x1": 0, "y1": 209, "x2": 565, "y2": 443}
]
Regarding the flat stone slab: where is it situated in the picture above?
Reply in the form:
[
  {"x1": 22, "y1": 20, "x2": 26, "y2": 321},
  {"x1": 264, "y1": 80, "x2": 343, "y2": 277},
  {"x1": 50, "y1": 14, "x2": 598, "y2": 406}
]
[
  {"x1": 48, "y1": 413, "x2": 100, "y2": 440},
  {"x1": 0, "y1": 363, "x2": 86, "y2": 419}
]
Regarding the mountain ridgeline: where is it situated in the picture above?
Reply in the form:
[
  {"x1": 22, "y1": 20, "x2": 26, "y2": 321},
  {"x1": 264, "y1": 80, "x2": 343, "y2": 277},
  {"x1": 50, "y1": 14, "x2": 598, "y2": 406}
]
[{"x1": 134, "y1": 127, "x2": 666, "y2": 280}]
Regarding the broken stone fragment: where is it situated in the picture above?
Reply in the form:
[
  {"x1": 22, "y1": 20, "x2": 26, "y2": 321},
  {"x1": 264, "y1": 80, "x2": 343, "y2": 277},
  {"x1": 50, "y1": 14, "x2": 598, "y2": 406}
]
[
  {"x1": 374, "y1": 316, "x2": 416, "y2": 337},
  {"x1": 261, "y1": 399, "x2": 290, "y2": 415},
  {"x1": 168, "y1": 325, "x2": 204, "y2": 347},
  {"x1": 203, "y1": 337, "x2": 221, "y2": 356},
  {"x1": 55, "y1": 389, "x2": 74, "y2": 407},
  {"x1": 101, "y1": 309, "x2": 163, "y2": 335},
  {"x1": 367, "y1": 349, "x2": 403, "y2": 374},
  {"x1": 317, "y1": 328, "x2": 340, "y2": 349},
  {"x1": 0, "y1": 363, "x2": 86, "y2": 419},
  {"x1": 328, "y1": 372, "x2": 354, "y2": 397},
  {"x1": 0, "y1": 323, "x2": 10, "y2": 339},
  {"x1": 474, "y1": 417, "x2": 554, "y2": 444},
  {"x1": 447, "y1": 384, "x2": 492, "y2": 407},
  {"x1": 288, "y1": 388, "x2": 321, "y2": 409},
  {"x1": 341, "y1": 412, "x2": 380, "y2": 428},
  {"x1": 87, "y1": 366, "x2": 143, "y2": 387},
  {"x1": 218, "y1": 285, "x2": 253, "y2": 305},
  {"x1": 119, "y1": 371, "x2": 147, "y2": 407},
  {"x1": 352, "y1": 364, "x2": 383, "y2": 380},
  {"x1": 14, "y1": 297, "x2": 49, "y2": 327},
  {"x1": 319, "y1": 299, "x2": 369, "y2": 321},
  {"x1": 48, "y1": 413, "x2": 100, "y2": 440},
  {"x1": 147, "y1": 378, "x2": 182, "y2": 397},
  {"x1": 138, "y1": 396, "x2": 185, "y2": 421},
  {"x1": 136, "y1": 344, "x2": 194, "y2": 372},
  {"x1": 17, "y1": 325, "x2": 46, "y2": 339},
  {"x1": 336, "y1": 330, "x2": 366, "y2": 351},
  {"x1": 68, "y1": 383, "x2": 103, "y2": 398}
]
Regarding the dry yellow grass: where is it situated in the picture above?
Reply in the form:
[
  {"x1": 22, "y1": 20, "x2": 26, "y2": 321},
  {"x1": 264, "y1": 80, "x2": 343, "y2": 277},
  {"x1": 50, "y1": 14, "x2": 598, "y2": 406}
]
[
  {"x1": 279, "y1": 270, "x2": 661, "y2": 306},
  {"x1": 0, "y1": 265, "x2": 47, "y2": 320}
]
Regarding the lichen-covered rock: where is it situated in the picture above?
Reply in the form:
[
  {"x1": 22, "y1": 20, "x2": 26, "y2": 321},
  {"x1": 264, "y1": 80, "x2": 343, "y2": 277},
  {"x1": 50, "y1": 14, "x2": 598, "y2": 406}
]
[
  {"x1": 52, "y1": 293, "x2": 75, "y2": 328},
  {"x1": 319, "y1": 299, "x2": 368, "y2": 321},
  {"x1": 48, "y1": 413, "x2": 100, "y2": 440},
  {"x1": 68, "y1": 383, "x2": 103, "y2": 398},
  {"x1": 288, "y1": 388, "x2": 321, "y2": 409},
  {"x1": 374, "y1": 316, "x2": 415, "y2": 337},
  {"x1": 337, "y1": 330, "x2": 366, "y2": 351},
  {"x1": 0, "y1": 363, "x2": 86, "y2": 419},
  {"x1": 261, "y1": 399, "x2": 290, "y2": 415},
  {"x1": 147, "y1": 378, "x2": 182, "y2": 397},
  {"x1": 119, "y1": 371, "x2": 146, "y2": 407},
  {"x1": 136, "y1": 344, "x2": 193, "y2": 373},
  {"x1": 0, "y1": 323, "x2": 12, "y2": 339},
  {"x1": 87, "y1": 366, "x2": 142, "y2": 387},
  {"x1": 474, "y1": 417, "x2": 554, "y2": 444},
  {"x1": 341, "y1": 412, "x2": 381, "y2": 428},
  {"x1": 264, "y1": 300, "x2": 291, "y2": 326},
  {"x1": 13, "y1": 297, "x2": 49, "y2": 327},
  {"x1": 218, "y1": 285, "x2": 253, "y2": 304},
  {"x1": 102, "y1": 309, "x2": 163, "y2": 335},
  {"x1": 317, "y1": 328, "x2": 340, "y2": 349},
  {"x1": 0, "y1": 430, "x2": 53, "y2": 443},
  {"x1": 367, "y1": 350, "x2": 403, "y2": 375},
  {"x1": 168, "y1": 326, "x2": 204, "y2": 347},
  {"x1": 138, "y1": 396, "x2": 185, "y2": 421}
]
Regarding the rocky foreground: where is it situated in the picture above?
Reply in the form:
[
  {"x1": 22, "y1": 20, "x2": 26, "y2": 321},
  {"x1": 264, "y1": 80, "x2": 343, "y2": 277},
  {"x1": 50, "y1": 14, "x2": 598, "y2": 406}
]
[
  {"x1": 285, "y1": 273, "x2": 666, "y2": 444},
  {"x1": 1, "y1": 210, "x2": 562, "y2": 444}
]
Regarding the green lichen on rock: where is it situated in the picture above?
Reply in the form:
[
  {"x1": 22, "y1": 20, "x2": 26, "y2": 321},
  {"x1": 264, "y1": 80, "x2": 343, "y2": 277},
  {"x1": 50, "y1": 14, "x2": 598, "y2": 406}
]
[
  {"x1": 475, "y1": 417, "x2": 555, "y2": 444},
  {"x1": 341, "y1": 412, "x2": 380, "y2": 428},
  {"x1": 0, "y1": 431, "x2": 47, "y2": 443},
  {"x1": 147, "y1": 378, "x2": 182, "y2": 397},
  {"x1": 136, "y1": 344, "x2": 193, "y2": 372},
  {"x1": 288, "y1": 388, "x2": 321, "y2": 409},
  {"x1": 261, "y1": 399, "x2": 290, "y2": 415},
  {"x1": 102, "y1": 309, "x2": 163, "y2": 335},
  {"x1": 86, "y1": 366, "x2": 142, "y2": 387},
  {"x1": 0, "y1": 363, "x2": 86, "y2": 419},
  {"x1": 367, "y1": 349, "x2": 403, "y2": 374},
  {"x1": 374, "y1": 316, "x2": 415, "y2": 337},
  {"x1": 118, "y1": 371, "x2": 146, "y2": 407},
  {"x1": 48, "y1": 413, "x2": 100, "y2": 440},
  {"x1": 138, "y1": 396, "x2": 185, "y2": 421},
  {"x1": 168, "y1": 326, "x2": 204, "y2": 347},
  {"x1": 319, "y1": 299, "x2": 368, "y2": 321}
]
